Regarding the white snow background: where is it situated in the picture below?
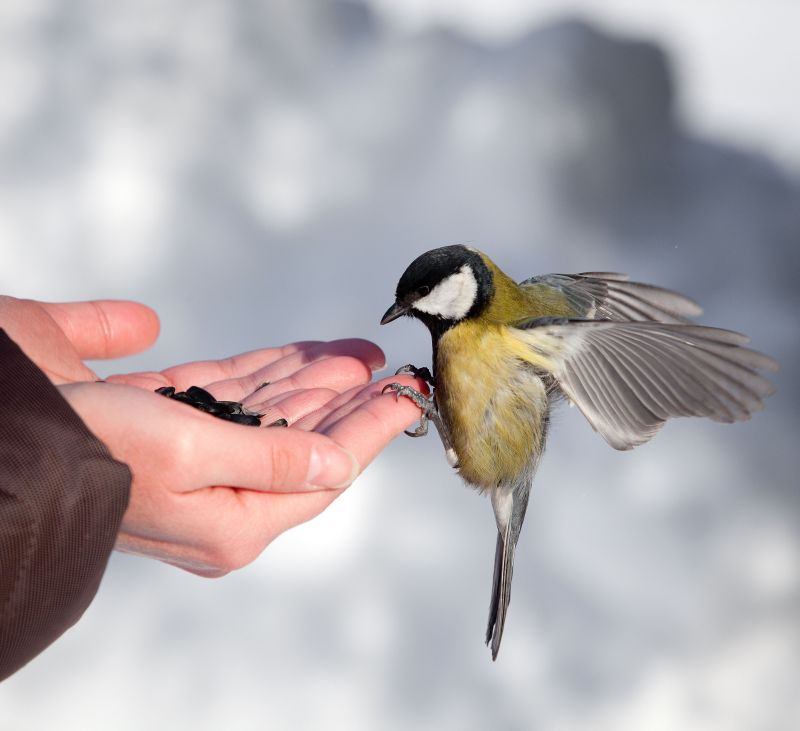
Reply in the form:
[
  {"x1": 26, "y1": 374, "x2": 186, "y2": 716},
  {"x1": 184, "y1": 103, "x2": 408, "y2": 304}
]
[{"x1": 0, "y1": 2, "x2": 797, "y2": 729}]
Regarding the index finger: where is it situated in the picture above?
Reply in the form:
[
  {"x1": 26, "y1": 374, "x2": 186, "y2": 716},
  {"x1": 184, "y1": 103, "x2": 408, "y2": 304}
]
[{"x1": 303, "y1": 376, "x2": 427, "y2": 470}]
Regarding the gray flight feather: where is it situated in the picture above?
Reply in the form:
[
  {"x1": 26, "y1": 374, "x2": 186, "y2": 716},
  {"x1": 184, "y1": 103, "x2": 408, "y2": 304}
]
[
  {"x1": 513, "y1": 320, "x2": 778, "y2": 451},
  {"x1": 519, "y1": 272, "x2": 703, "y2": 323}
]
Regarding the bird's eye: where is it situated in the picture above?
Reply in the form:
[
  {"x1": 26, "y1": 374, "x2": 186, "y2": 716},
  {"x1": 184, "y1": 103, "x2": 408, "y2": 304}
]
[{"x1": 418, "y1": 285, "x2": 431, "y2": 296}]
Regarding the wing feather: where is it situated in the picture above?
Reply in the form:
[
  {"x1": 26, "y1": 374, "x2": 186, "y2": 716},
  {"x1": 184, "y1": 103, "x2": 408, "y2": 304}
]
[
  {"x1": 519, "y1": 272, "x2": 703, "y2": 323},
  {"x1": 513, "y1": 320, "x2": 778, "y2": 450}
]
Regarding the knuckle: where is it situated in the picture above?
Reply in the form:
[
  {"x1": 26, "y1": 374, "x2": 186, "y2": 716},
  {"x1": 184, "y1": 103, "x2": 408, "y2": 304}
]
[{"x1": 266, "y1": 438, "x2": 301, "y2": 487}]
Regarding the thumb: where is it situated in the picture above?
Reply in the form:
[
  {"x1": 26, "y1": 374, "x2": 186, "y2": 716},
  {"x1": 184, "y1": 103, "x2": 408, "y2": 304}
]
[
  {"x1": 42, "y1": 300, "x2": 160, "y2": 360},
  {"x1": 199, "y1": 422, "x2": 359, "y2": 492}
]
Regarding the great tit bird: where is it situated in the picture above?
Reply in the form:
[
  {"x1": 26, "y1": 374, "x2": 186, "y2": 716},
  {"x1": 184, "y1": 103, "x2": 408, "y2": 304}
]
[{"x1": 380, "y1": 245, "x2": 778, "y2": 661}]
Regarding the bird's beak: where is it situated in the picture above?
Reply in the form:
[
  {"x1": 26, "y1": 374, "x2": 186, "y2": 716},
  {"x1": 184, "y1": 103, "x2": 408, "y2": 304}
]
[{"x1": 380, "y1": 301, "x2": 409, "y2": 325}]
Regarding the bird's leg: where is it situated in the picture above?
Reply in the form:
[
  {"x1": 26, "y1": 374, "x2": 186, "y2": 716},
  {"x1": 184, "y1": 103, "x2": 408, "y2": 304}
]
[{"x1": 382, "y1": 376, "x2": 459, "y2": 469}]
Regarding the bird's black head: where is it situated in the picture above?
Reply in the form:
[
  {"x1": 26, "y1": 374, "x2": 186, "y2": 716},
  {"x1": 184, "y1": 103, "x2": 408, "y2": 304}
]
[{"x1": 380, "y1": 245, "x2": 494, "y2": 337}]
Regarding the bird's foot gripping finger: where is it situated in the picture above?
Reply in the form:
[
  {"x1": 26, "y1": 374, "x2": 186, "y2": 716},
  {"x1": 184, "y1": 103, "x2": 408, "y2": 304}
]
[
  {"x1": 381, "y1": 383, "x2": 437, "y2": 437},
  {"x1": 381, "y1": 383, "x2": 435, "y2": 412},
  {"x1": 381, "y1": 383, "x2": 459, "y2": 466},
  {"x1": 394, "y1": 364, "x2": 435, "y2": 388},
  {"x1": 405, "y1": 413, "x2": 430, "y2": 438}
]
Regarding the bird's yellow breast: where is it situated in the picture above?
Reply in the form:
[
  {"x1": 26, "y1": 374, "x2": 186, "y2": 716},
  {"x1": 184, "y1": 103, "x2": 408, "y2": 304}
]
[{"x1": 435, "y1": 320, "x2": 550, "y2": 490}]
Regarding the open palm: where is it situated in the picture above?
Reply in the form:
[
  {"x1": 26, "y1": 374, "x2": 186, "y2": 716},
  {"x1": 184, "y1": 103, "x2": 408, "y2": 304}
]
[{"x1": 1, "y1": 296, "x2": 423, "y2": 576}]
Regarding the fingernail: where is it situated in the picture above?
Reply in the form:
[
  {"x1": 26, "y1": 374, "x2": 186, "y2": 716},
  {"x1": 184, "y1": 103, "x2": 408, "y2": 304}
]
[
  {"x1": 370, "y1": 354, "x2": 387, "y2": 372},
  {"x1": 307, "y1": 446, "x2": 359, "y2": 489}
]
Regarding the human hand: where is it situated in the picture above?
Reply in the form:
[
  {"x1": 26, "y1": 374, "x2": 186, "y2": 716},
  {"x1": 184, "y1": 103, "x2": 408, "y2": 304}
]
[
  {"x1": 0, "y1": 295, "x2": 159, "y2": 384},
  {"x1": 61, "y1": 340, "x2": 425, "y2": 577}
]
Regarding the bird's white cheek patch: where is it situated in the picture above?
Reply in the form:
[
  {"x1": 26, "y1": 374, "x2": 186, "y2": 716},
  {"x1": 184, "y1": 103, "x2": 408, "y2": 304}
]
[{"x1": 413, "y1": 265, "x2": 478, "y2": 320}]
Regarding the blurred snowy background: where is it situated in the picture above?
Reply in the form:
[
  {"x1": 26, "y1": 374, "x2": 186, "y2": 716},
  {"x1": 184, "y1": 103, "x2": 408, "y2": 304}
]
[{"x1": 1, "y1": 1, "x2": 798, "y2": 729}]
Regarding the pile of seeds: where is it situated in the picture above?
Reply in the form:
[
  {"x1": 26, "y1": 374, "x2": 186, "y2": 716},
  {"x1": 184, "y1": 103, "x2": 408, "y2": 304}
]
[{"x1": 155, "y1": 385, "x2": 287, "y2": 428}]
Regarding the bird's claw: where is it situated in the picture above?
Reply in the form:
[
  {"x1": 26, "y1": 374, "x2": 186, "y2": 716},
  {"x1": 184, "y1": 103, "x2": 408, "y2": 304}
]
[
  {"x1": 394, "y1": 363, "x2": 435, "y2": 387},
  {"x1": 381, "y1": 383, "x2": 434, "y2": 411},
  {"x1": 383, "y1": 377, "x2": 458, "y2": 462},
  {"x1": 382, "y1": 382, "x2": 438, "y2": 439},
  {"x1": 404, "y1": 414, "x2": 429, "y2": 438}
]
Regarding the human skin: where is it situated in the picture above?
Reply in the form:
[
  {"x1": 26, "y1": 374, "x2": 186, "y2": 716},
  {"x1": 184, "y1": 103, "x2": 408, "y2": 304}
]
[{"x1": 0, "y1": 296, "x2": 424, "y2": 577}]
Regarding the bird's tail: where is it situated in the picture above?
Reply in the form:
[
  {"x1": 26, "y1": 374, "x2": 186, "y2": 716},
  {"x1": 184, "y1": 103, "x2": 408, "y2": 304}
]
[
  {"x1": 486, "y1": 473, "x2": 536, "y2": 661},
  {"x1": 485, "y1": 521, "x2": 516, "y2": 661}
]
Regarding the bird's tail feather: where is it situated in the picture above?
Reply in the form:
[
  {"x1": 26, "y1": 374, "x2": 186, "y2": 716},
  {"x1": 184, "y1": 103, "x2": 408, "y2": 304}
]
[{"x1": 485, "y1": 522, "x2": 516, "y2": 661}]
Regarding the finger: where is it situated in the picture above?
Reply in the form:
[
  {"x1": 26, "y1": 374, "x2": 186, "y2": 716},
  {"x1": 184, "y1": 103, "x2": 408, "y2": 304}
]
[
  {"x1": 295, "y1": 375, "x2": 426, "y2": 432},
  {"x1": 320, "y1": 378, "x2": 432, "y2": 470},
  {"x1": 230, "y1": 339, "x2": 386, "y2": 396},
  {"x1": 247, "y1": 387, "x2": 340, "y2": 427},
  {"x1": 298, "y1": 376, "x2": 427, "y2": 470},
  {"x1": 218, "y1": 354, "x2": 372, "y2": 404},
  {"x1": 160, "y1": 339, "x2": 384, "y2": 392},
  {"x1": 171, "y1": 357, "x2": 364, "y2": 410},
  {"x1": 105, "y1": 345, "x2": 324, "y2": 390},
  {"x1": 198, "y1": 418, "x2": 359, "y2": 492},
  {"x1": 272, "y1": 338, "x2": 384, "y2": 374},
  {"x1": 42, "y1": 300, "x2": 160, "y2": 359},
  {"x1": 160, "y1": 341, "x2": 323, "y2": 388}
]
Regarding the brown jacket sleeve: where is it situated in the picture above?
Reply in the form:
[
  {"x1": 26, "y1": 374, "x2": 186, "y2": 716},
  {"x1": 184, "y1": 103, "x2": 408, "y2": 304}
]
[{"x1": 0, "y1": 329, "x2": 131, "y2": 681}]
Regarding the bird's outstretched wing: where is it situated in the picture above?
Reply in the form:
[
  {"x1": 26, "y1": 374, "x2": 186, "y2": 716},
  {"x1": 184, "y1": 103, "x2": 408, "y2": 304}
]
[
  {"x1": 519, "y1": 272, "x2": 703, "y2": 324},
  {"x1": 512, "y1": 318, "x2": 778, "y2": 450}
]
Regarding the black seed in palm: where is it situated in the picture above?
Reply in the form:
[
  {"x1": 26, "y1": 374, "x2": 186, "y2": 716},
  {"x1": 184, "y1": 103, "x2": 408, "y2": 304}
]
[
  {"x1": 155, "y1": 385, "x2": 264, "y2": 427},
  {"x1": 185, "y1": 386, "x2": 216, "y2": 405}
]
